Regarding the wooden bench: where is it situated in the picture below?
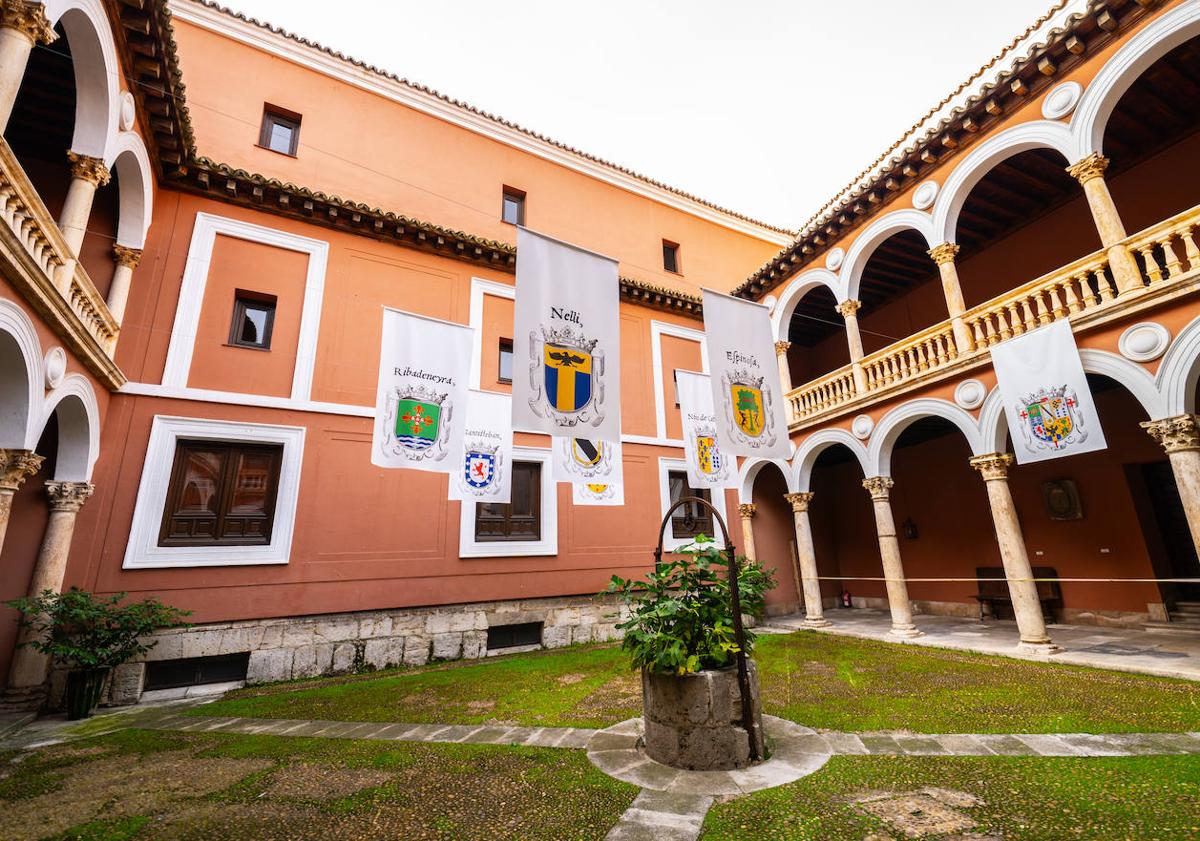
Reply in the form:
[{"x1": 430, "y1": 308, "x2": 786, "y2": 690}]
[{"x1": 974, "y1": 566, "x2": 1062, "y2": 623}]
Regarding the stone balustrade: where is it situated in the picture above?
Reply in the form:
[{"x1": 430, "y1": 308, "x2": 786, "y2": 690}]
[{"x1": 785, "y1": 202, "x2": 1200, "y2": 430}]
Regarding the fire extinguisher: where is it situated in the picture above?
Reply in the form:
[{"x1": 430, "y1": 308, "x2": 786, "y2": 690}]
[{"x1": 841, "y1": 589, "x2": 852, "y2": 609}]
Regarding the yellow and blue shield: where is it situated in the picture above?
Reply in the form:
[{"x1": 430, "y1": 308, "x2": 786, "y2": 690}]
[
  {"x1": 697, "y1": 435, "x2": 720, "y2": 475},
  {"x1": 730, "y1": 383, "x2": 764, "y2": 437},
  {"x1": 544, "y1": 343, "x2": 593, "y2": 413}
]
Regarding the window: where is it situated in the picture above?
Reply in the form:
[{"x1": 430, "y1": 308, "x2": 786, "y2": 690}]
[
  {"x1": 159, "y1": 440, "x2": 283, "y2": 547},
  {"x1": 501, "y1": 187, "x2": 526, "y2": 225},
  {"x1": 475, "y1": 461, "x2": 541, "y2": 541},
  {"x1": 498, "y1": 338, "x2": 514, "y2": 384},
  {"x1": 229, "y1": 292, "x2": 276, "y2": 349},
  {"x1": 668, "y1": 470, "x2": 713, "y2": 539},
  {"x1": 487, "y1": 622, "x2": 543, "y2": 651},
  {"x1": 145, "y1": 653, "x2": 250, "y2": 691},
  {"x1": 662, "y1": 240, "x2": 681, "y2": 274},
  {"x1": 259, "y1": 105, "x2": 301, "y2": 156}
]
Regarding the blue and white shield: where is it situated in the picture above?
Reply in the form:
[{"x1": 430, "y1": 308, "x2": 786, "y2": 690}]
[{"x1": 464, "y1": 450, "x2": 496, "y2": 489}]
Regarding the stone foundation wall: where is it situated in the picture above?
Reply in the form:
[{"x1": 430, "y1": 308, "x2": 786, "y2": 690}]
[{"x1": 104, "y1": 594, "x2": 631, "y2": 706}]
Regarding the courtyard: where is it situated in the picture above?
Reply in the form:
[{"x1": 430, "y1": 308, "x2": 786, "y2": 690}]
[{"x1": 2, "y1": 631, "x2": 1197, "y2": 840}]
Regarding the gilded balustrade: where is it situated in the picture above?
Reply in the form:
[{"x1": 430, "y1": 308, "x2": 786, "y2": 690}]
[{"x1": 786, "y1": 203, "x2": 1200, "y2": 429}]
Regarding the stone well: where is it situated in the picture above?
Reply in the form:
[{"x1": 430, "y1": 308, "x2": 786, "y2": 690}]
[{"x1": 641, "y1": 661, "x2": 765, "y2": 771}]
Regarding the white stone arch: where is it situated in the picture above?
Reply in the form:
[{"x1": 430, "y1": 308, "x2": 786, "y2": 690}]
[
  {"x1": 932, "y1": 120, "x2": 1076, "y2": 246},
  {"x1": 46, "y1": 0, "x2": 121, "y2": 159},
  {"x1": 867, "y1": 398, "x2": 986, "y2": 477},
  {"x1": 840, "y1": 208, "x2": 938, "y2": 303},
  {"x1": 791, "y1": 428, "x2": 869, "y2": 492},
  {"x1": 35, "y1": 373, "x2": 99, "y2": 481},
  {"x1": 1072, "y1": 0, "x2": 1200, "y2": 160},
  {"x1": 1157, "y1": 313, "x2": 1200, "y2": 417},
  {"x1": 0, "y1": 298, "x2": 42, "y2": 449},
  {"x1": 106, "y1": 131, "x2": 153, "y2": 248},
  {"x1": 771, "y1": 268, "x2": 843, "y2": 341},
  {"x1": 737, "y1": 457, "x2": 795, "y2": 503}
]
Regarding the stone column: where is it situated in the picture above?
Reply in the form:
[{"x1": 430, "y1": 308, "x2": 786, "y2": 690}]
[
  {"x1": 1066, "y1": 153, "x2": 1142, "y2": 293},
  {"x1": 737, "y1": 503, "x2": 757, "y2": 562},
  {"x1": 775, "y1": 340, "x2": 792, "y2": 393},
  {"x1": 1142, "y1": 415, "x2": 1200, "y2": 558},
  {"x1": 59, "y1": 152, "x2": 110, "y2": 257},
  {"x1": 861, "y1": 476, "x2": 921, "y2": 637},
  {"x1": 969, "y1": 453, "x2": 1058, "y2": 653},
  {"x1": 107, "y1": 245, "x2": 142, "y2": 325},
  {"x1": 0, "y1": 448, "x2": 42, "y2": 555},
  {"x1": 784, "y1": 491, "x2": 830, "y2": 627},
  {"x1": 5, "y1": 480, "x2": 94, "y2": 698},
  {"x1": 928, "y1": 242, "x2": 973, "y2": 354},
  {"x1": 0, "y1": 1, "x2": 55, "y2": 135},
  {"x1": 836, "y1": 299, "x2": 867, "y2": 391}
]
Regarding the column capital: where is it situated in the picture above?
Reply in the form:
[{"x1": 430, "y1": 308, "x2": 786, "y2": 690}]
[
  {"x1": 1142, "y1": 414, "x2": 1200, "y2": 454},
  {"x1": 927, "y1": 242, "x2": 960, "y2": 266},
  {"x1": 783, "y1": 491, "x2": 814, "y2": 513},
  {"x1": 969, "y1": 452, "x2": 1015, "y2": 481},
  {"x1": 774, "y1": 340, "x2": 791, "y2": 356},
  {"x1": 0, "y1": 448, "x2": 43, "y2": 492},
  {"x1": 737, "y1": 502, "x2": 757, "y2": 519},
  {"x1": 44, "y1": 480, "x2": 94, "y2": 512},
  {"x1": 835, "y1": 299, "x2": 861, "y2": 319},
  {"x1": 1066, "y1": 152, "x2": 1110, "y2": 185},
  {"x1": 862, "y1": 476, "x2": 894, "y2": 500},
  {"x1": 66, "y1": 151, "x2": 110, "y2": 187},
  {"x1": 112, "y1": 244, "x2": 143, "y2": 269},
  {"x1": 1, "y1": 1, "x2": 56, "y2": 45}
]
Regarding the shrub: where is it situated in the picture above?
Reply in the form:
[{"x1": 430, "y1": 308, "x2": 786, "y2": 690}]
[
  {"x1": 604, "y1": 535, "x2": 776, "y2": 676},
  {"x1": 6, "y1": 588, "x2": 190, "y2": 671}
]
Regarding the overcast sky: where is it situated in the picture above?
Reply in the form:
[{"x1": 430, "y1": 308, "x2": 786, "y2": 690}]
[{"x1": 214, "y1": 0, "x2": 1055, "y2": 231}]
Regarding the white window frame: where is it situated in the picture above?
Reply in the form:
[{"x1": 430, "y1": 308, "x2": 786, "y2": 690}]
[
  {"x1": 459, "y1": 445, "x2": 557, "y2": 558},
  {"x1": 657, "y1": 456, "x2": 728, "y2": 552},
  {"x1": 122, "y1": 415, "x2": 306, "y2": 569}
]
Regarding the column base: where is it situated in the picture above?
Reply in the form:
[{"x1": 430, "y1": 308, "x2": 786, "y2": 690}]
[
  {"x1": 802, "y1": 617, "x2": 832, "y2": 629},
  {"x1": 889, "y1": 624, "x2": 923, "y2": 639},
  {"x1": 0, "y1": 684, "x2": 46, "y2": 712},
  {"x1": 1017, "y1": 640, "x2": 1061, "y2": 655}
]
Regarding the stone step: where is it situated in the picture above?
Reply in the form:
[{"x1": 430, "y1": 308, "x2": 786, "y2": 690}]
[{"x1": 1143, "y1": 619, "x2": 1200, "y2": 636}]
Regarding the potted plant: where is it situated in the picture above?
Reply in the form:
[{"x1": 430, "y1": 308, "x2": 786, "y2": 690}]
[
  {"x1": 7, "y1": 588, "x2": 190, "y2": 719},
  {"x1": 604, "y1": 535, "x2": 775, "y2": 770}
]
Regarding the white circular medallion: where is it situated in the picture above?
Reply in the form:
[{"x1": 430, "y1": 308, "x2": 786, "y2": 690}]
[
  {"x1": 44, "y1": 347, "x2": 66, "y2": 389},
  {"x1": 1118, "y1": 322, "x2": 1170, "y2": 362},
  {"x1": 1041, "y1": 81, "x2": 1082, "y2": 120},
  {"x1": 912, "y1": 180, "x2": 939, "y2": 210},
  {"x1": 119, "y1": 91, "x2": 136, "y2": 131},
  {"x1": 763, "y1": 294, "x2": 778, "y2": 316},
  {"x1": 851, "y1": 414, "x2": 874, "y2": 440},
  {"x1": 825, "y1": 248, "x2": 844, "y2": 271},
  {"x1": 954, "y1": 378, "x2": 986, "y2": 410}
]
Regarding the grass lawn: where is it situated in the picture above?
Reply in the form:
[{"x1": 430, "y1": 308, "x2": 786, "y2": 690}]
[
  {"x1": 196, "y1": 631, "x2": 1200, "y2": 733},
  {"x1": 0, "y1": 728, "x2": 636, "y2": 841},
  {"x1": 699, "y1": 754, "x2": 1200, "y2": 840}
]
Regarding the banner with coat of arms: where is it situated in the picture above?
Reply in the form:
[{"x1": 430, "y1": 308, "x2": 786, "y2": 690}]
[
  {"x1": 990, "y1": 319, "x2": 1107, "y2": 464},
  {"x1": 676, "y1": 370, "x2": 738, "y2": 489},
  {"x1": 447, "y1": 390, "x2": 513, "y2": 503},
  {"x1": 512, "y1": 227, "x2": 622, "y2": 443},
  {"x1": 552, "y1": 436, "x2": 623, "y2": 486},
  {"x1": 372, "y1": 307, "x2": 474, "y2": 474},
  {"x1": 701, "y1": 288, "x2": 791, "y2": 459}
]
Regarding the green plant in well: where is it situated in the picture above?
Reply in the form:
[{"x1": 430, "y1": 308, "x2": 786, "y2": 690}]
[
  {"x1": 5, "y1": 588, "x2": 190, "y2": 670},
  {"x1": 604, "y1": 535, "x2": 776, "y2": 676}
]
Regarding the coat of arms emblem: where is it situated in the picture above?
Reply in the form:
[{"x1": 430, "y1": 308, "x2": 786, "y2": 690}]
[
  {"x1": 528, "y1": 325, "x2": 606, "y2": 429},
  {"x1": 381, "y1": 385, "x2": 452, "y2": 462},
  {"x1": 1017, "y1": 385, "x2": 1088, "y2": 452},
  {"x1": 721, "y1": 369, "x2": 777, "y2": 449},
  {"x1": 558, "y1": 437, "x2": 614, "y2": 481},
  {"x1": 463, "y1": 442, "x2": 501, "y2": 493},
  {"x1": 696, "y1": 432, "x2": 721, "y2": 476}
]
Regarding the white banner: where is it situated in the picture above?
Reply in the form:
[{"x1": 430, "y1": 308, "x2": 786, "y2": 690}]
[
  {"x1": 676, "y1": 370, "x2": 738, "y2": 489},
  {"x1": 991, "y1": 319, "x2": 1107, "y2": 464},
  {"x1": 572, "y1": 481, "x2": 625, "y2": 507},
  {"x1": 512, "y1": 227, "x2": 622, "y2": 443},
  {"x1": 552, "y1": 436, "x2": 623, "y2": 486},
  {"x1": 448, "y1": 390, "x2": 513, "y2": 503},
  {"x1": 701, "y1": 288, "x2": 791, "y2": 459},
  {"x1": 372, "y1": 308, "x2": 474, "y2": 474}
]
